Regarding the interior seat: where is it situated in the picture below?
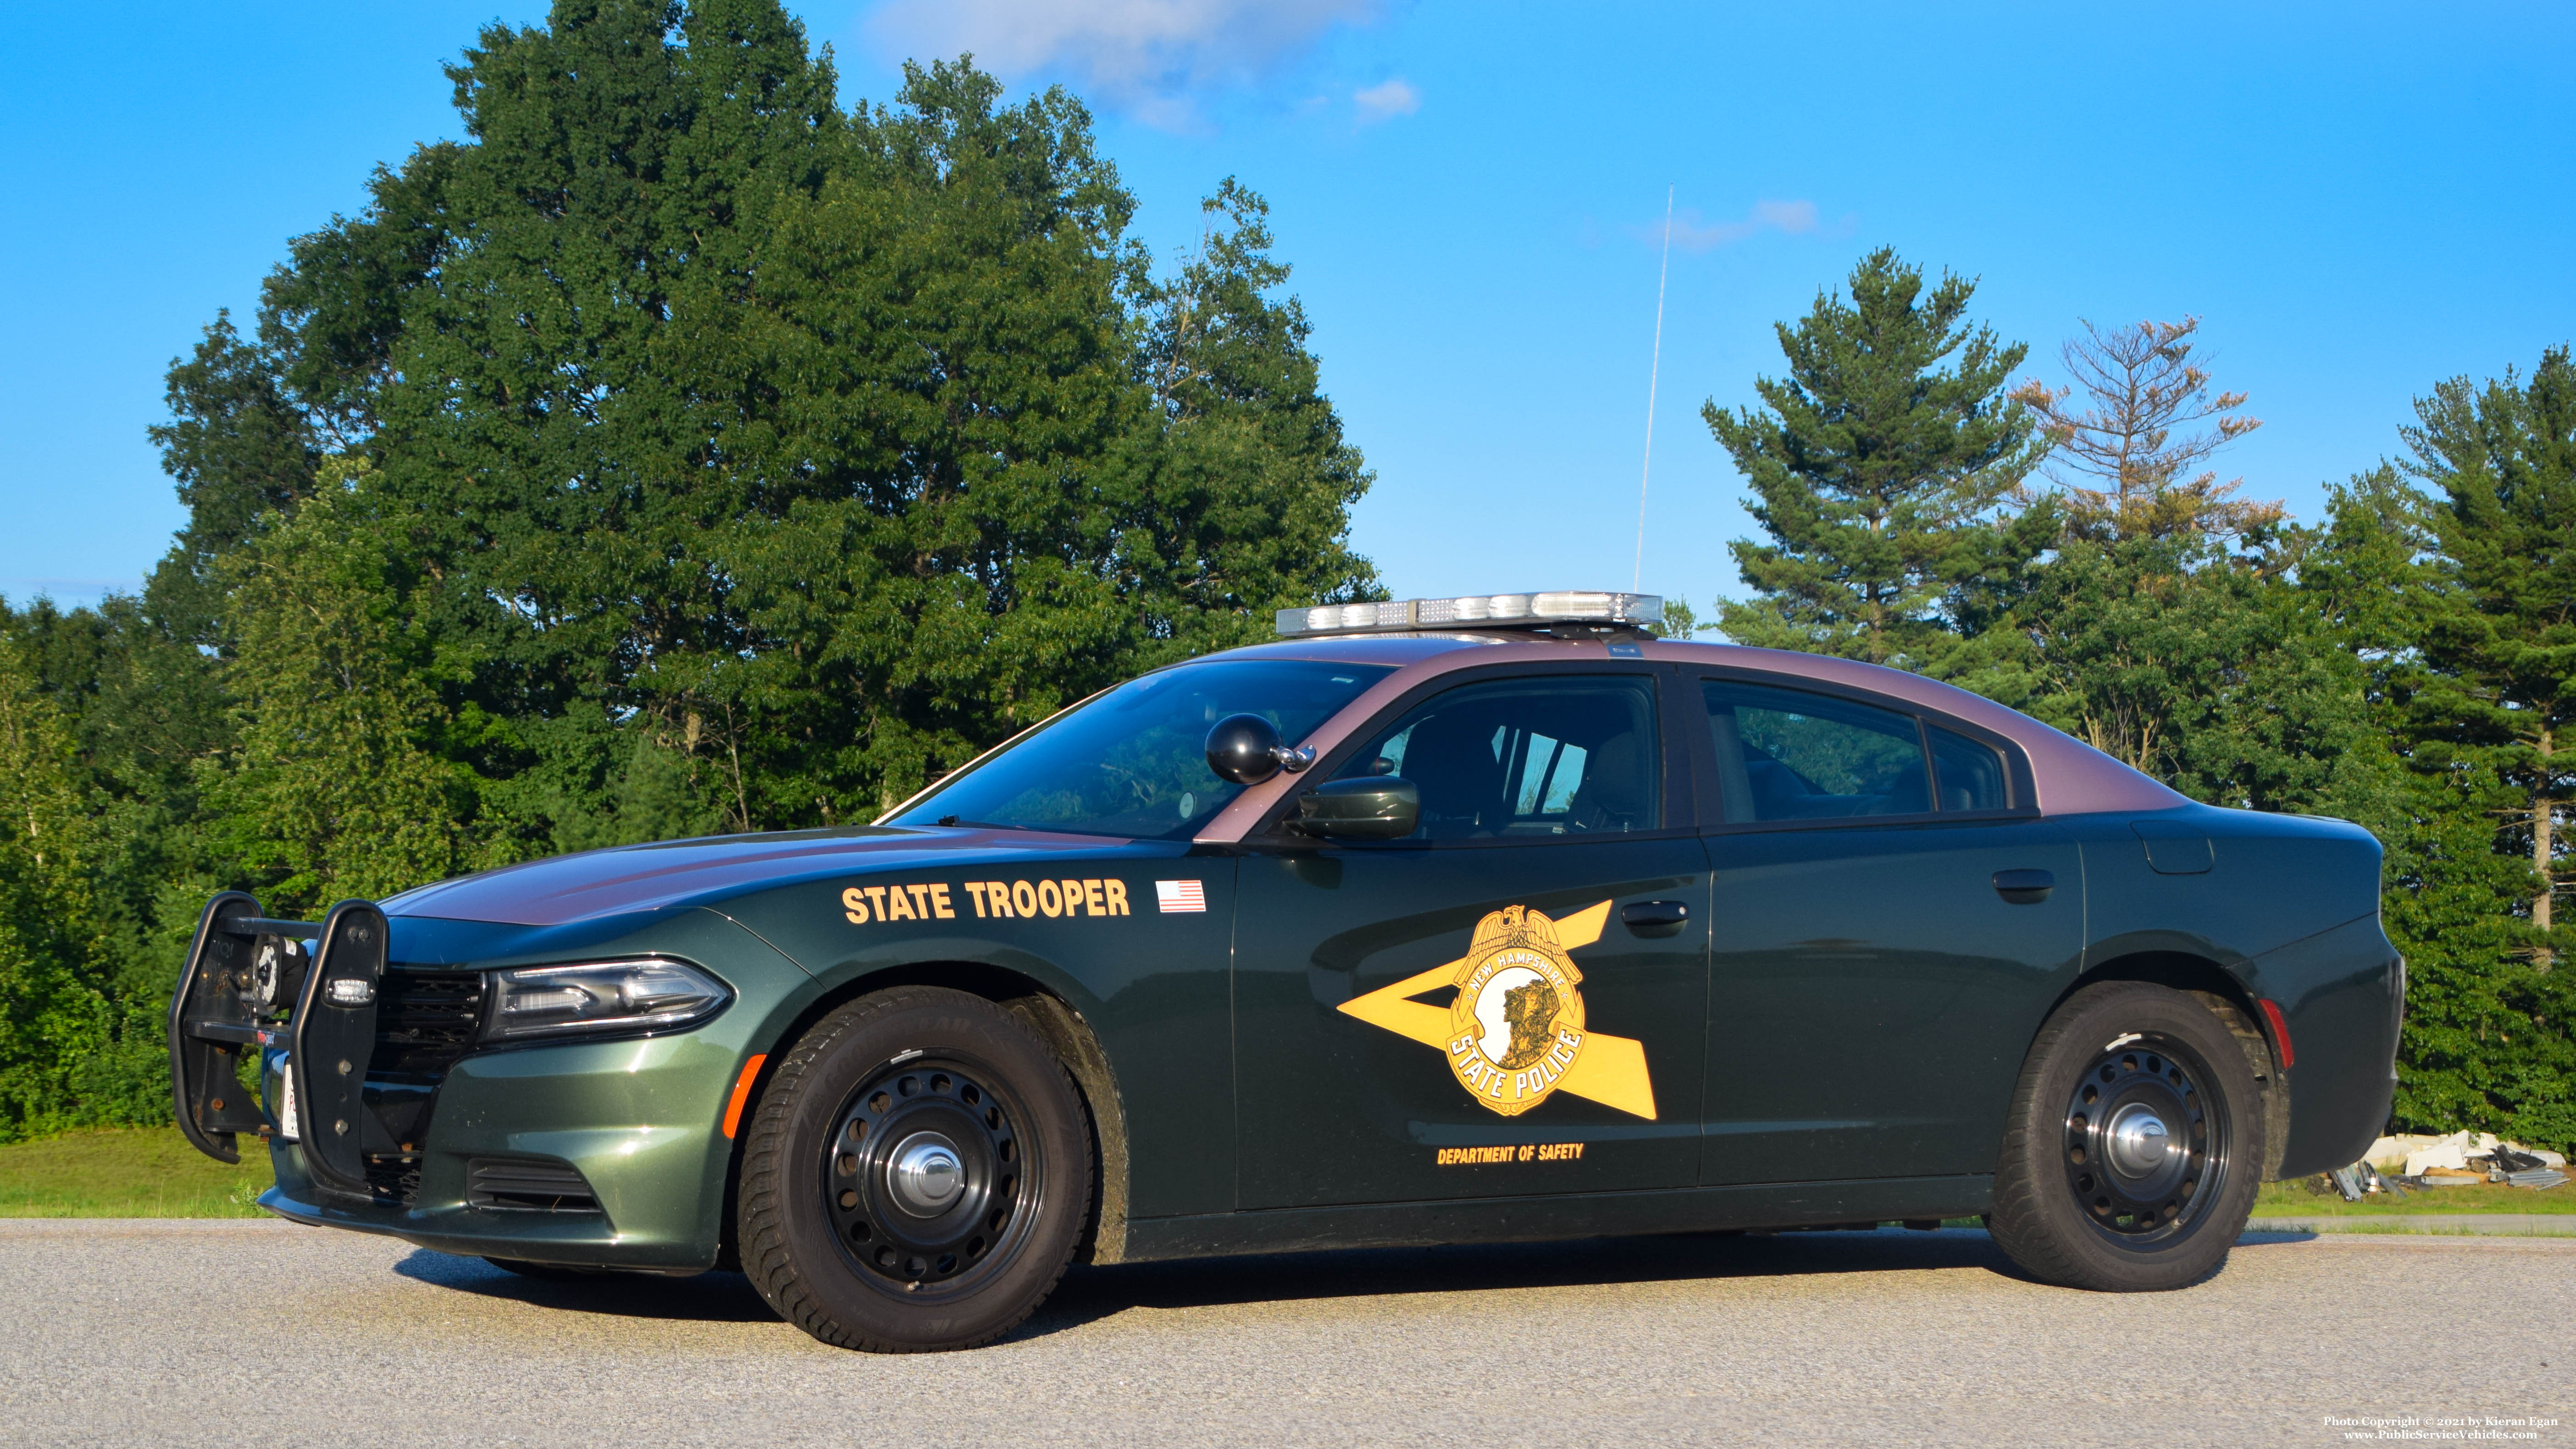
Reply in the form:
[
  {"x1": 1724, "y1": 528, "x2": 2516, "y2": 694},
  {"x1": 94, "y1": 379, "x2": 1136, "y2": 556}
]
[
  {"x1": 1396, "y1": 713, "x2": 1507, "y2": 838},
  {"x1": 1566, "y1": 731, "x2": 1650, "y2": 832}
]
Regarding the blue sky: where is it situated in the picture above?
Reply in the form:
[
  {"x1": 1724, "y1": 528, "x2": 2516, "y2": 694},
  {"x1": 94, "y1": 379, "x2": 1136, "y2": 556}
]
[{"x1": 5, "y1": 1, "x2": 2570, "y2": 618}]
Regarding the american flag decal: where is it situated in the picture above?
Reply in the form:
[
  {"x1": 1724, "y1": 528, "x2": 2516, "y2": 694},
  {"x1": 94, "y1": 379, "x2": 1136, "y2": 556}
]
[{"x1": 1155, "y1": 879, "x2": 1207, "y2": 914}]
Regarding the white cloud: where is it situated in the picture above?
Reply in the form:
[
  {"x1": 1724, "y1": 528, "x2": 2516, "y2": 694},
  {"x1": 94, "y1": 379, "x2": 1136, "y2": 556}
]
[
  {"x1": 863, "y1": 0, "x2": 1383, "y2": 128},
  {"x1": 1651, "y1": 199, "x2": 1825, "y2": 251},
  {"x1": 1352, "y1": 76, "x2": 1419, "y2": 124}
]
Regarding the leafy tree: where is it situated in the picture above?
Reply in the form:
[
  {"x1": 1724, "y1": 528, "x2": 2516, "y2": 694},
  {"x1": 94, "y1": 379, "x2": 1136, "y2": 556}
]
[
  {"x1": 200, "y1": 466, "x2": 495, "y2": 911},
  {"x1": 144, "y1": 315, "x2": 326, "y2": 646},
  {"x1": 708, "y1": 61, "x2": 1176, "y2": 819},
  {"x1": 1650, "y1": 597, "x2": 1701, "y2": 639},
  {"x1": 1, "y1": 3, "x2": 1373, "y2": 1137},
  {"x1": 1705, "y1": 247, "x2": 2052, "y2": 669},
  {"x1": 0, "y1": 616, "x2": 111, "y2": 1141},
  {"x1": 2010, "y1": 317, "x2": 2278, "y2": 543},
  {"x1": 1126, "y1": 177, "x2": 1383, "y2": 664},
  {"x1": 346, "y1": 0, "x2": 848, "y2": 842}
]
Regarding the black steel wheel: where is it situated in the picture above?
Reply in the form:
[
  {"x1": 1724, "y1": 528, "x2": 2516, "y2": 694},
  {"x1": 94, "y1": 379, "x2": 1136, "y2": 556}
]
[
  {"x1": 2059, "y1": 1033, "x2": 2228, "y2": 1246},
  {"x1": 1989, "y1": 981, "x2": 2265, "y2": 1291},
  {"x1": 737, "y1": 985, "x2": 1091, "y2": 1352},
  {"x1": 822, "y1": 1054, "x2": 1041, "y2": 1296}
]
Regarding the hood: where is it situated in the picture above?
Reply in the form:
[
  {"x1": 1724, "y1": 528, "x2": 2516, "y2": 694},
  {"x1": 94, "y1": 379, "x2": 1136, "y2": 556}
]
[{"x1": 383, "y1": 825, "x2": 1146, "y2": 927}]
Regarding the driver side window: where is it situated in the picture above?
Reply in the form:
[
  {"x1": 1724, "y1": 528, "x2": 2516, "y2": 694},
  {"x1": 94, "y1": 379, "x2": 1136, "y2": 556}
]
[{"x1": 1333, "y1": 676, "x2": 1660, "y2": 842}]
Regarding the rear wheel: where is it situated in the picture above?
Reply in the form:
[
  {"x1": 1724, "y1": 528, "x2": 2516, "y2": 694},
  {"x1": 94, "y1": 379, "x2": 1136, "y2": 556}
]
[
  {"x1": 1988, "y1": 981, "x2": 2264, "y2": 1291},
  {"x1": 737, "y1": 986, "x2": 1091, "y2": 1352}
]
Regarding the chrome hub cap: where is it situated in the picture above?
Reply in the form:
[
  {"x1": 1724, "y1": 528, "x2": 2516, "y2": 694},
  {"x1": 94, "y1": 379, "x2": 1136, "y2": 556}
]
[
  {"x1": 888, "y1": 1133, "x2": 965, "y2": 1215},
  {"x1": 2105, "y1": 1103, "x2": 2175, "y2": 1180}
]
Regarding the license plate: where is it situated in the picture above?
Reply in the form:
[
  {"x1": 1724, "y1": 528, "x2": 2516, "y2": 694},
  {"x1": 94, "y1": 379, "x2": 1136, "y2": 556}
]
[{"x1": 274, "y1": 1057, "x2": 301, "y2": 1142}]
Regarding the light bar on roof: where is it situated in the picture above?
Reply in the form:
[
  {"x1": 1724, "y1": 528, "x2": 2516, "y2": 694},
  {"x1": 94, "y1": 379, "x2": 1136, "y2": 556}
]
[{"x1": 1274, "y1": 592, "x2": 1664, "y2": 637}]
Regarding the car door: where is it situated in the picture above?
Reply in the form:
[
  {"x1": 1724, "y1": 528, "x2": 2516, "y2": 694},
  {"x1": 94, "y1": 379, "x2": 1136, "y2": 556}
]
[
  {"x1": 1230, "y1": 667, "x2": 1712, "y2": 1210},
  {"x1": 1691, "y1": 673, "x2": 2083, "y2": 1186}
]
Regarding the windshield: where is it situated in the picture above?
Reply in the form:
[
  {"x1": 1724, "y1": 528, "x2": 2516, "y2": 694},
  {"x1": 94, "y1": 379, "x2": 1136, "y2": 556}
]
[{"x1": 888, "y1": 659, "x2": 1395, "y2": 840}]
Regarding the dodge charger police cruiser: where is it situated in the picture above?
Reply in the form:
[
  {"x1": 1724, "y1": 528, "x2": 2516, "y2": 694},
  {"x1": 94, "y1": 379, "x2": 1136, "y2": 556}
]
[{"x1": 170, "y1": 591, "x2": 2402, "y2": 1352}]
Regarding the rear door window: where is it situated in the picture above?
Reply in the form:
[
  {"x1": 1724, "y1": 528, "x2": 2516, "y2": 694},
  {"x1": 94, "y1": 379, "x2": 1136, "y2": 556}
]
[
  {"x1": 1703, "y1": 680, "x2": 1931, "y2": 824},
  {"x1": 1929, "y1": 726, "x2": 2010, "y2": 812}
]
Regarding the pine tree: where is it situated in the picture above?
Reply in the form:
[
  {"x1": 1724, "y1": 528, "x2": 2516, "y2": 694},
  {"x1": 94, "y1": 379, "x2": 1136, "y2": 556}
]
[
  {"x1": 1705, "y1": 247, "x2": 2051, "y2": 669},
  {"x1": 2009, "y1": 317, "x2": 2278, "y2": 543},
  {"x1": 2401, "y1": 347, "x2": 2576, "y2": 959}
]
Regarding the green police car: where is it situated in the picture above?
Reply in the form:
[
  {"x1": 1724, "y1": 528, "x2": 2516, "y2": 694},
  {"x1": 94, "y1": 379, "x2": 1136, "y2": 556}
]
[{"x1": 170, "y1": 591, "x2": 2402, "y2": 1352}]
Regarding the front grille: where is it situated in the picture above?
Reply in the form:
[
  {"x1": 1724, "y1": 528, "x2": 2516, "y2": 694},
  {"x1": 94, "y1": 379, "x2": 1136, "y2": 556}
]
[
  {"x1": 374, "y1": 968, "x2": 485, "y2": 1076},
  {"x1": 364, "y1": 1154, "x2": 423, "y2": 1207},
  {"x1": 358, "y1": 968, "x2": 488, "y2": 1199},
  {"x1": 467, "y1": 1157, "x2": 601, "y2": 1212}
]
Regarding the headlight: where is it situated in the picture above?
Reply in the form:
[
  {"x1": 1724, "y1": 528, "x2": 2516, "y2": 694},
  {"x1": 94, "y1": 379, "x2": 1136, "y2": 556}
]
[{"x1": 484, "y1": 959, "x2": 732, "y2": 1042}]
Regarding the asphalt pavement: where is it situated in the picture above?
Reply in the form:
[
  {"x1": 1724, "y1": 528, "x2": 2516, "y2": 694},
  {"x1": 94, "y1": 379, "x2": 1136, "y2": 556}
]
[{"x1": 0, "y1": 1218, "x2": 2567, "y2": 1447}]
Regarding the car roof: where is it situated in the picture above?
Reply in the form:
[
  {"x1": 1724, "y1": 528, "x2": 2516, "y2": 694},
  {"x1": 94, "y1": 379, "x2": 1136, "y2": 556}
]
[{"x1": 1186, "y1": 632, "x2": 2184, "y2": 842}]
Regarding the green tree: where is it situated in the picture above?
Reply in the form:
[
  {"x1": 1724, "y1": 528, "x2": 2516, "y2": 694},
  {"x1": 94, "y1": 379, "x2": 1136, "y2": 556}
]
[
  {"x1": 1705, "y1": 247, "x2": 2052, "y2": 669},
  {"x1": 6, "y1": 2, "x2": 1379, "y2": 1139},
  {"x1": 0, "y1": 588, "x2": 243, "y2": 1132},
  {"x1": 709, "y1": 61, "x2": 1174, "y2": 818},
  {"x1": 0, "y1": 618, "x2": 111, "y2": 1141},
  {"x1": 200, "y1": 467, "x2": 493, "y2": 911},
  {"x1": 2307, "y1": 465, "x2": 2576, "y2": 1150},
  {"x1": 1128, "y1": 176, "x2": 1382, "y2": 663},
  {"x1": 350, "y1": 0, "x2": 845, "y2": 841},
  {"x1": 1970, "y1": 315, "x2": 2387, "y2": 827},
  {"x1": 2400, "y1": 347, "x2": 2576, "y2": 957},
  {"x1": 2362, "y1": 349, "x2": 2576, "y2": 1150}
]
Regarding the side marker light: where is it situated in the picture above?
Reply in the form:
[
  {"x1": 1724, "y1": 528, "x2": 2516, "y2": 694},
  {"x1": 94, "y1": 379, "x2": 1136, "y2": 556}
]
[
  {"x1": 2256, "y1": 999, "x2": 2295, "y2": 1070},
  {"x1": 723, "y1": 1054, "x2": 769, "y2": 1139}
]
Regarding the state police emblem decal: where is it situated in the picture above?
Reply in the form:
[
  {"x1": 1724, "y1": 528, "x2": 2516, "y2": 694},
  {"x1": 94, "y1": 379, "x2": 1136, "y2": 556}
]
[
  {"x1": 1445, "y1": 905, "x2": 1586, "y2": 1115},
  {"x1": 1338, "y1": 900, "x2": 1659, "y2": 1121}
]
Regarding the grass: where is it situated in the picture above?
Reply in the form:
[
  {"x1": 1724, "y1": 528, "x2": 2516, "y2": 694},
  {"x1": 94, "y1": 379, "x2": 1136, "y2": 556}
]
[
  {"x1": 2252, "y1": 1174, "x2": 2576, "y2": 1216},
  {"x1": 0, "y1": 1127, "x2": 276, "y2": 1218},
  {"x1": 0, "y1": 1127, "x2": 2566, "y2": 1224}
]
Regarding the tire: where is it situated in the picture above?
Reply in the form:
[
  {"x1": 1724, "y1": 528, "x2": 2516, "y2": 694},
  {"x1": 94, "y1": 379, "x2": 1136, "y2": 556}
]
[
  {"x1": 736, "y1": 985, "x2": 1092, "y2": 1352},
  {"x1": 1987, "y1": 980, "x2": 2264, "y2": 1292}
]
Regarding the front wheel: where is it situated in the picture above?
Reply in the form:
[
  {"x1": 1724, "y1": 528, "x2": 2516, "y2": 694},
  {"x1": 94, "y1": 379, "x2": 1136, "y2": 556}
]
[
  {"x1": 1987, "y1": 981, "x2": 2265, "y2": 1291},
  {"x1": 736, "y1": 985, "x2": 1092, "y2": 1352}
]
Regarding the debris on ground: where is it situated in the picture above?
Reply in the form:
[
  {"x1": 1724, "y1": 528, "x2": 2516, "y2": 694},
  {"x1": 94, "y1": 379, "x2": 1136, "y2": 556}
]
[{"x1": 2343, "y1": 1132, "x2": 2568, "y2": 1193}]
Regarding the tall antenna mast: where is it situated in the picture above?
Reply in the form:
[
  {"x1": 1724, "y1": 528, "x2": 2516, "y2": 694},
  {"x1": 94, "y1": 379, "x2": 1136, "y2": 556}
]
[{"x1": 1633, "y1": 185, "x2": 1674, "y2": 593}]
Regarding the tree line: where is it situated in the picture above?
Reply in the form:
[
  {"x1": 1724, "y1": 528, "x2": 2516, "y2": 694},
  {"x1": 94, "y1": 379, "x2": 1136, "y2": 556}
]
[{"x1": 1, "y1": 0, "x2": 2568, "y2": 1153}]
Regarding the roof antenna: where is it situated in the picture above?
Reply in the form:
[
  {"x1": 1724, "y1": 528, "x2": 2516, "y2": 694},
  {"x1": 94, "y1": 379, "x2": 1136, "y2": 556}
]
[{"x1": 1633, "y1": 185, "x2": 1674, "y2": 593}]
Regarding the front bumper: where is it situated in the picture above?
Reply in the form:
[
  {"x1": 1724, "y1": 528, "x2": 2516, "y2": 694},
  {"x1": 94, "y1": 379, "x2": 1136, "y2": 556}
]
[{"x1": 260, "y1": 1028, "x2": 748, "y2": 1270}]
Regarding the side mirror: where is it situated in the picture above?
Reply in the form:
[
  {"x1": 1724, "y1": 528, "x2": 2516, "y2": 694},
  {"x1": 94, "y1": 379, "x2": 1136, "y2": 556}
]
[
  {"x1": 1206, "y1": 714, "x2": 1313, "y2": 785},
  {"x1": 1294, "y1": 777, "x2": 1420, "y2": 841}
]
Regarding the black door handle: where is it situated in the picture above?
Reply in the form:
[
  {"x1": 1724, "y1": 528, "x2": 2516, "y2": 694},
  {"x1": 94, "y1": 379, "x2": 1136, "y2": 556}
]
[
  {"x1": 1992, "y1": 869, "x2": 2055, "y2": 904},
  {"x1": 1622, "y1": 900, "x2": 1691, "y2": 936}
]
